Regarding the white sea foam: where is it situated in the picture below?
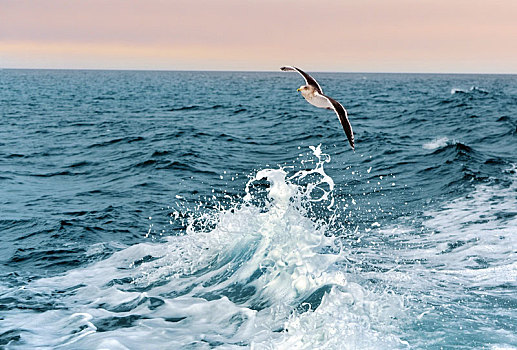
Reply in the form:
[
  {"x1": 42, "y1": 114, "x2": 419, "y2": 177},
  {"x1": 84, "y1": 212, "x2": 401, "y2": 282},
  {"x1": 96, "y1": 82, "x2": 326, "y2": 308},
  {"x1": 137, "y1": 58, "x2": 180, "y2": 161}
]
[
  {"x1": 363, "y1": 165, "x2": 517, "y2": 347},
  {"x1": 451, "y1": 86, "x2": 489, "y2": 95},
  {"x1": 1, "y1": 145, "x2": 408, "y2": 349},
  {"x1": 384, "y1": 165, "x2": 517, "y2": 284},
  {"x1": 420, "y1": 167, "x2": 517, "y2": 289},
  {"x1": 491, "y1": 346, "x2": 517, "y2": 350},
  {"x1": 451, "y1": 88, "x2": 466, "y2": 94},
  {"x1": 423, "y1": 137, "x2": 449, "y2": 150},
  {"x1": 263, "y1": 286, "x2": 408, "y2": 350}
]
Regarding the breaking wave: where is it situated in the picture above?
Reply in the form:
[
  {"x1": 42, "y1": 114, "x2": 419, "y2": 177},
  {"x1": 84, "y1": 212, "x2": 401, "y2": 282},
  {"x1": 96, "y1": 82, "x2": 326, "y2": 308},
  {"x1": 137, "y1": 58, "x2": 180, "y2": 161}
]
[{"x1": 0, "y1": 146, "x2": 408, "y2": 349}]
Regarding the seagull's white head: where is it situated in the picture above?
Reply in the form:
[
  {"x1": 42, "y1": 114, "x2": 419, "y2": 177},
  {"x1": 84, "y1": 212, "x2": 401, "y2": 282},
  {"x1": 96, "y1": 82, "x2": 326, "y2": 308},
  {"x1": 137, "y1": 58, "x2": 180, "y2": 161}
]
[{"x1": 297, "y1": 85, "x2": 314, "y2": 97}]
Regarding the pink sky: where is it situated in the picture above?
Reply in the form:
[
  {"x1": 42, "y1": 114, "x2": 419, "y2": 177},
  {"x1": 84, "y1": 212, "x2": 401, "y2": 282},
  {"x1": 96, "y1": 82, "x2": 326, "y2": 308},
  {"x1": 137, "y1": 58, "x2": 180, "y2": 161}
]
[{"x1": 1, "y1": 0, "x2": 516, "y2": 73}]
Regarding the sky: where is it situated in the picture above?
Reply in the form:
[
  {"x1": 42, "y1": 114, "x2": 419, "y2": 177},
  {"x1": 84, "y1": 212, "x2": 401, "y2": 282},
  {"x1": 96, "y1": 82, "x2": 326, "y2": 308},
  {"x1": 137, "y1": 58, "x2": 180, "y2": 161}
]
[{"x1": 1, "y1": 0, "x2": 516, "y2": 73}]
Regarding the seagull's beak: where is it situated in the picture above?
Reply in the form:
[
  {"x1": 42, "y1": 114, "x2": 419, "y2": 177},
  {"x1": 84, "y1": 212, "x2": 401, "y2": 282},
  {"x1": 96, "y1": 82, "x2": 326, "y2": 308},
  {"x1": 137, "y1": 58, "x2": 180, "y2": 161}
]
[{"x1": 296, "y1": 88, "x2": 301, "y2": 92}]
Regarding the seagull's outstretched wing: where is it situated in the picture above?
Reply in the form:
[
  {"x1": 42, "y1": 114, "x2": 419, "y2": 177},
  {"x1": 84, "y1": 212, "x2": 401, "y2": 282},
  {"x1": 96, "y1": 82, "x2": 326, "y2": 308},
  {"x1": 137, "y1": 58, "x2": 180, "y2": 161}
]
[
  {"x1": 320, "y1": 94, "x2": 355, "y2": 150},
  {"x1": 280, "y1": 66, "x2": 323, "y2": 94}
]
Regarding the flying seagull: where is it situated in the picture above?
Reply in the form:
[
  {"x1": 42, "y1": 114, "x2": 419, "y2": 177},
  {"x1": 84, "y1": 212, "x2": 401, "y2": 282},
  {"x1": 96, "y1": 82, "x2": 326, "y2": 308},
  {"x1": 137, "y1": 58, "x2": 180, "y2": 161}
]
[{"x1": 280, "y1": 66, "x2": 354, "y2": 150}]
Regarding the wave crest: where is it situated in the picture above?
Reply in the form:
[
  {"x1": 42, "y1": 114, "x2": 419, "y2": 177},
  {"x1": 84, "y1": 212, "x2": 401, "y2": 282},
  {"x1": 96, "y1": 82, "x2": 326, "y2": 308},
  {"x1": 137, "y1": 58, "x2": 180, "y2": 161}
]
[
  {"x1": 450, "y1": 86, "x2": 489, "y2": 95},
  {"x1": 1, "y1": 146, "x2": 407, "y2": 349}
]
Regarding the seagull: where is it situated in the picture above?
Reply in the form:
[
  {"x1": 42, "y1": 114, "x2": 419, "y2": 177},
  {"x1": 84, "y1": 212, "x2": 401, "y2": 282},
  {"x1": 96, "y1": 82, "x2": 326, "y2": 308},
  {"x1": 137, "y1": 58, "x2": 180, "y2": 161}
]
[{"x1": 280, "y1": 66, "x2": 354, "y2": 150}]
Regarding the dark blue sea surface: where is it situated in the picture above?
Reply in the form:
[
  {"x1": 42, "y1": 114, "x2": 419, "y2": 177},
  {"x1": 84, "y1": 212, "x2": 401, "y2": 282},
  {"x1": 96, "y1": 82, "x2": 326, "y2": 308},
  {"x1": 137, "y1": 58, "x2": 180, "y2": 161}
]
[{"x1": 1, "y1": 69, "x2": 516, "y2": 349}]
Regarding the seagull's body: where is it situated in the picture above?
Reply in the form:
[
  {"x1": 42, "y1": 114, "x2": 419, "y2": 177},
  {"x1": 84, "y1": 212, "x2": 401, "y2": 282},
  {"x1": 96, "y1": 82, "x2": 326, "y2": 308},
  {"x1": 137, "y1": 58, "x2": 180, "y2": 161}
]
[
  {"x1": 280, "y1": 66, "x2": 355, "y2": 150},
  {"x1": 299, "y1": 85, "x2": 333, "y2": 109}
]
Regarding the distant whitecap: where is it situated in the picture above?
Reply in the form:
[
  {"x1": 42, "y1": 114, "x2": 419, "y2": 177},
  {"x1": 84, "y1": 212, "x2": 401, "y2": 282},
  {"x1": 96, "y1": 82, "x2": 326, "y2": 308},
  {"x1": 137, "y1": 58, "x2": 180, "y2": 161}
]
[
  {"x1": 423, "y1": 137, "x2": 449, "y2": 150},
  {"x1": 450, "y1": 86, "x2": 489, "y2": 95}
]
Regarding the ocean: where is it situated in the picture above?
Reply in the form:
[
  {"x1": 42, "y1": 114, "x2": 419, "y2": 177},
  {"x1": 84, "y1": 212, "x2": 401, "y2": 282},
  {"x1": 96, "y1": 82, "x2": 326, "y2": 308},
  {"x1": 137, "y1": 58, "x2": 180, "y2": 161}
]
[{"x1": 0, "y1": 69, "x2": 516, "y2": 349}]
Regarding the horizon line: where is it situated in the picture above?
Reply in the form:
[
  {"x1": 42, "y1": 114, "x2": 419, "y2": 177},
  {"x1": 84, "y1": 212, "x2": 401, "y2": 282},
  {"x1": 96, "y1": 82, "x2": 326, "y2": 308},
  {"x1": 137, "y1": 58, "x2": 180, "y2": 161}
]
[{"x1": 2, "y1": 67, "x2": 516, "y2": 76}]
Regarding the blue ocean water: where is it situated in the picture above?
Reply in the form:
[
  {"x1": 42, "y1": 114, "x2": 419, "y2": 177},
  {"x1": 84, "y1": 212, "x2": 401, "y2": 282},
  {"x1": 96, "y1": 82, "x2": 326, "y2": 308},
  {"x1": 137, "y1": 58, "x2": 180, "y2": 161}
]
[{"x1": 0, "y1": 69, "x2": 516, "y2": 349}]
